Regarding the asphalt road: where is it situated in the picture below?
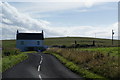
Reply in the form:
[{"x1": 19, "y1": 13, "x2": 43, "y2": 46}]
[{"x1": 2, "y1": 53, "x2": 83, "y2": 80}]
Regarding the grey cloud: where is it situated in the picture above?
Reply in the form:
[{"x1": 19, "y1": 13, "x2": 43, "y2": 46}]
[{"x1": 1, "y1": 2, "x2": 63, "y2": 40}]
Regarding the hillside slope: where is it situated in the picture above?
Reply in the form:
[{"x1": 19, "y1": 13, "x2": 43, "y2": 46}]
[{"x1": 2, "y1": 37, "x2": 119, "y2": 48}]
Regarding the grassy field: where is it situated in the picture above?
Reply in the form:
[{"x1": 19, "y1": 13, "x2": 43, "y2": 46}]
[
  {"x1": 1, "y1": 37, "x2": 119, "y2": 48},
  {"x1": 2, "y1": 40, "x2": 16, "y2": 48},
  {"x1": 45, "y1": 47, "x2": 119, "y2": 79},
  {"x1": 78, "y1": 47, "x2": 119, "y2": 56},
  {"x1": 44, "y1": 37, "x2": 119, "y2": 79},
  {"x1": 44, "y1": 37, "x2": 119, "y2": 47},
  {"x1": 1, "y1": 37, "x2": 119, "y2": 78}
]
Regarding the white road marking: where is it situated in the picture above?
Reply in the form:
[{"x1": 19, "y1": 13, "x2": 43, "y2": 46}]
[
  {"x1": 38, "y1": 65, "x2": 41, "y2": 71},
  {"x1": 39, "y1": 74, "x2": 42, "y2": 80},
  {"x1": 40, "y1": 61, "x2": 42, "y2": 64},
  {"x1": 38, "y1": 56, "x2": 43, "y2": 71},
  {"x1": 40, "y1": 56, "x2": 43, "y2": 64},
  {"x1": 41, "y1": 57, "x2": 43, "y2": 60},
  {"x1": 38, "y1": 55, "x2": 43, "y2": 80}
]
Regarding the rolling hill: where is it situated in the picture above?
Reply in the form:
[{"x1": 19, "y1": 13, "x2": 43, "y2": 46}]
[{"x1": 1, "y1": 37, "x2": 119, "y2": 48}]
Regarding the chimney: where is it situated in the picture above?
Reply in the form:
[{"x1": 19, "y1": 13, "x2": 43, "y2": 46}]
[
  {"x1": 42, "y1": 30, "x2": 43, "y2": 34},
  {"x1": 17, "y1": 30, "x2": 19, "y2": 34},
  {"x1": 42, "y1": 30, "x2": 44, "y2": 40}
]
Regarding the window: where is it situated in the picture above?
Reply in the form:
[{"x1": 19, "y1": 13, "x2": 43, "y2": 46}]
[
  {"x1": 37, "y1": 41, "x2": 40, "y2": 45},
  {"x1": 21, "y1": 41, "x2": 24, "y2": 45}
]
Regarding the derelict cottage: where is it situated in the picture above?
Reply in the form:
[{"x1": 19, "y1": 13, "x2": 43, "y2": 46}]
[{"x1": 16, "y1": 30, "x2": 44, "y2": 51}]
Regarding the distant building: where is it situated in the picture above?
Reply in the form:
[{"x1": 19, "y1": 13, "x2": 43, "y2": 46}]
[{"x1": 16, "y1": 30, "x2": 44, "y2": 51}]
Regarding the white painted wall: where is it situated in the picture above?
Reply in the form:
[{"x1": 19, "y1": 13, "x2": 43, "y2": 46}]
[{"x1": 16, "y1": 40, "x2": 44, "y2": 51}]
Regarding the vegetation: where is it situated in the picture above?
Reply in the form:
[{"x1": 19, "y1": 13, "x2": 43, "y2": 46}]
[
  {"x1": 0, "y1": 58, "x2": 1, "y2": 72},
  {"x1": 2, "y1": 37, "x2": 119, "y2": 48},
  {"x1": 2, "y1": 40, "x2": 17, "y2": 57},
  {"x1": 1, "y1": 46, "x2": 27, "y2": 72},
  {"x1": 43, "y1": 51, "x2": 106, "y2": 79},
  {"x1": 2, "y1": 40, "x2": 16, "y2": 48},
  {"x1": 44, "y1": 37, "x2": 119, "y2": 79},
  {"x1": 1, "y1": 53, "x2": 28, "y2": 72},
  {"x1": 2, "y1": 48, "x2": 21, "y2": 57},
  {"x1": 44, "y1": 37, "x2": 118, "y2": 47},
  {"x1": 1, "y1": 40, "x2": 38, "y2": 72},
  {"x1": 1, "y1": 37, "x2": 119, "y2": 78},
  {"x1": 44, "y1": 47, "x2": 119, "y2": 79},
  {"x1": 79, "y1": 47, "x2": 119, "y2": 56},
  {"x1": 1, "y1": 50, "x2": 38, "y2": 73}
]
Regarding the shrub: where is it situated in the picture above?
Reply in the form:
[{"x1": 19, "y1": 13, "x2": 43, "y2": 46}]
[{"x1": 2, "y1": 48, "x2": 20, "y2": 57}]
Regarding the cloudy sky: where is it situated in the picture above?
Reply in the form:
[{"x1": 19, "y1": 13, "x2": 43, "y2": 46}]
[{"x1": 0, "y1": 1, "x2": 118, "y2": 40}]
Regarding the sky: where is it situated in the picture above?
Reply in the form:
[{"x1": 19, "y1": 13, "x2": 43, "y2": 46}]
[{"x1": 0, "y1": 1, "x2": 119, "y2": 40}]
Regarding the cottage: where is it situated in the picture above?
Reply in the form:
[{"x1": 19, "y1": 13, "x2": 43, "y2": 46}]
[{"x1": 16, "y1": 30, "x2": 44, "y2": 51}]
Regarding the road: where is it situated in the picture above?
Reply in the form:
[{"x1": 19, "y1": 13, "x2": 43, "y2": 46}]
[{"x1": 2, "y1": 53, "x2": 83, "y2": 80}]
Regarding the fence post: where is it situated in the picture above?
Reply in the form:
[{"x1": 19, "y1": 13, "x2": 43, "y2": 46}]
[{"x1": 93, "y1": 40, "x2": 95, "y2": 46}]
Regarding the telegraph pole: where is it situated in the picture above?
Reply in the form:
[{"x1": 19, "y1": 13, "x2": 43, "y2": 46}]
[{"x1": 112, "y1": 30, "x2": 114, "y2": 45}]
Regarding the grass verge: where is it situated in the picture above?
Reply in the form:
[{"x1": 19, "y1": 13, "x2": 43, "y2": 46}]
[
  {"x1": 43, "y1": 51, "x2": 107, "y2": 80},
  {"x1": 1, "y1": 53, "x2": 28, "y2": 72},
  {"x1": 1, "y1": 51, "x2": 38, "y2": 72},
  {"x1": 45, "y1": 48, "x2": 119, "y2": 79}
]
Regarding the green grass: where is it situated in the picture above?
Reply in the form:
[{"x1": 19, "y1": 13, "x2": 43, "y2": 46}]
[
  {"x1": 1, "y1": 53, "x2": 28, "y2": 72},
  {"x1": 0, "y1": 58, "x2": 2, "y2": 72},
  {"x1": 2, "y1": 48, "x2": 21, "y2": 57},
  {"x1": 44, "y1": 47, "x2": 119, "y2": 79},
  {"x1": 1, "y1": 40, "x2": 38, "y2": 72},
  {"x1": 2, "y1": 40, "x2": 16, "y2": 48},
  {"x1": 1, "y1": 37, "x2": 119, "y2": 48},
  {"x1": 44, "y1": 37, "x2": 118, "y2": 47},
  {"x1": 1, "y1": 37, "x2": 119, "y2": 78},
  {"x1": 43, "y1": 51, "x2": 107, "y2": 79},
  {"x1": 77, "y1": 47, "x2": 119, "y2": 56},
  {"x1": 1, "y1": 51, "x2": 38, "y2": 72}
]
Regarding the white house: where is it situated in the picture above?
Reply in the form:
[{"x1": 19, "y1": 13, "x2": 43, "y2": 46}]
[{"x1": 16, "y1": 30, "x2": 44, "y2": 51}]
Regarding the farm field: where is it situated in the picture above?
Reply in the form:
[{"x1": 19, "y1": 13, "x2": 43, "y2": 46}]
[
  {"x1": 44, "y1": 37, "x2": 119, "y2": 47},
  {"x1": 44, "y1": 37, "x2": 119, "y2": 79},
  {"x1": 78, "y1": 47, "x2": 119, "y2": 56},
  {"x1": 1, "y1": 37, "x2": 120, "y2": 79},
  {"x1": 2, "y1": 40, "x2": 16, "y2": 48},
  {"x1": 1, "y1": 37, "x2": 119, "y2": 48}
]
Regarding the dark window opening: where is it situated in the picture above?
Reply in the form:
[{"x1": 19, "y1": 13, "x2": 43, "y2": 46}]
[{"x1": 37, "y1": 41, "x2": 40, "y2": 45}]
